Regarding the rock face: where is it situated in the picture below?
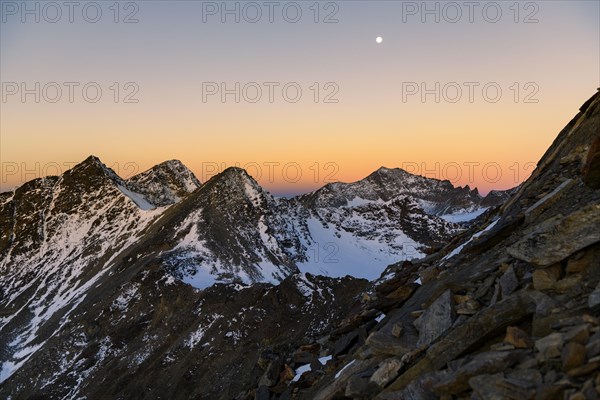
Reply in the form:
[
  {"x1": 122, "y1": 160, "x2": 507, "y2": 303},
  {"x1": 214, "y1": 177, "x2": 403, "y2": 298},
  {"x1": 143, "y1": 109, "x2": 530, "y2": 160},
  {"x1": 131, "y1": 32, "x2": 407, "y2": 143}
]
[
  {"x1": 507, "y1": 204, "x2": 600, "y2": 267},
  {"x1": 301, "y1": 166, "x2": 485, "y2": 216},
  {"x1": 0, "y1": 156, "x2": 168, "y2": 388},
  {"x1": 413, "y1": 289, "x2": 455, "y2": 347},
  {"x1": 127, "y1": 159, "x2": 201, "y2": 206},
  {"x1": 0, "y1": 269, "x2": 368, "y2": 399}
]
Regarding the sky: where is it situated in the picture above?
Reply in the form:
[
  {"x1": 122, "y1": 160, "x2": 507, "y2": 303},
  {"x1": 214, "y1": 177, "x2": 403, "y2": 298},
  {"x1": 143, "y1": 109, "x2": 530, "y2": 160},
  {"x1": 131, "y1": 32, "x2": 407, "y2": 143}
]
[{"x1": 1, "y1": 0, "x2": 599, "y2": 196}]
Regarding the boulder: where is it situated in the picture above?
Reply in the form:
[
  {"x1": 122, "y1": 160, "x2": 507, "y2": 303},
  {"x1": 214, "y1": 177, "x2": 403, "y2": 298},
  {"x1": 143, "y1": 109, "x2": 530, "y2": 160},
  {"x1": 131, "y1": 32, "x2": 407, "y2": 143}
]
[
  {"x1": 507, "y1": 205, "x2": 600, "y2": 267},
  {"x1": 294, "y1": 351, "x2": 318, "y2": 365},
  {"x1": 565, "y1": 360, "x2": 600, "y2": 377},
  {"x1": 586, "y1": 338, "x2": 600, "y2": 359},
  {"x1": 499, "y1": 266, "x2": 519, "y2": 298},
  {"x1": 535, "y1": 333, "x2": 564, "y2": 361},
  {"x1": 506, "y1": 368, "x2": 542, "y2": 387},
  {"x1": 566, "y1": 251, "x2": 593, "y2": 274},
  {"x1": 456, "y1": 299, "x2": 480, "y2": 315},
  {"x1": 391, "y1": 323, "x2": 403, "y2": 338},
  {"x1": 313, "y1": 359, "x2": 379, "y2": 400},
  {"x1": 384, "y1": 292, "x2": 537, "y2": 392},
  {"x1": 490, "y1": 343, "x2": 515, "y2": 351},
  {"x1": 474, "y1": 274, "x2": 498, "y2": 300},
  {"x1": 554, "y1": 275, "x2": 583, "y2": 294},
  {"x1": 532, "y1": 264, "x2": 562, "y2": 291},
  {"x1": 582, "y1": 133, "x2": 600, "y2": 189},
  {"x1": 413, "y1": 289, "x2": 455, "y2": 347},
  {"x1": 299, "y1": 343, "x2": 320, "y2": 353},
  {"x1": 504, "y1": 326, "x2": 533, "y2": 349},
  {"x1": 375, "y1": 369, "x2": 451, "y2": 399},
  {"x1": 365, "y1": 330, "x2": 418, "y2": 357},
  {"x1": 589, "y1": 283, "x2": 600, "y2": 308},
  {"x1": 562, "y1": 342, "x2": 586, "y2": 372},
  {"x1": 527, "y1": 290, "x2": 557, "y2": 317},
  {"x1": 386, "y1": 285, "x2": 415, "y2": 301},
  {"x1": 370, "y1": 358, "x2": 403, "y2": 388},
  {"x1": 563, "y1": 325, "x2": 590, "y2": 345},
  {"x1": 552, "y1": 315, "x2": 595, "y2": 329},
  {"x1": 333, "y1": 330, "x2": 360, "y2": 357},
  {"x1": 279, "y1": 364, "x2": 295, "y2": 382},
  {"x1": 310, "y1": 358, "x2": 324, "y2": 373},
  {"x1": 259, "y1": 359, "x2": 283, "y2": 387},
  {"x1": 468, "y1": 373, "x2": 535, "y2": 400},
  {"x1": 345, "y1": 375, "x2": 371, "y2": 398},
  {"x1": 433, "y1": 351, "x2": 523, "y2": 395}
]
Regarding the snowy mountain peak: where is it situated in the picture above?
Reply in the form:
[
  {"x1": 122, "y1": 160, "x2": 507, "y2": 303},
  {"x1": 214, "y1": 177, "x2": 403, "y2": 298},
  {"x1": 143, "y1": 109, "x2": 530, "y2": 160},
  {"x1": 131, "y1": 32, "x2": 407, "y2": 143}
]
[
  {"x1": 368, "y1": 166, "x2": 409, "y2": 183},
  {"x1": 157, "y1": 159, "x2": 186, "y2": 168},
  {"x1": 127, "y1": 159, "x2": 201, "y2": 206},
  {"x1": 64, "y1": 155, "x2": 125, "y2": 191},
  {"x1": 75, "y1": 155, "x2": 122, "y2": 174},
  {"x1": 80, "y1": 154, "x2": 103, "y2": 166},
  {"x1": 300, "y1": 165, "x2": 494, "y2": 216},
  {"x1": 201, "y1": 167, "x2": 269, "y2": 205},
  {"x1": 463, "y1": 184, "x2": 477, "y2": 194},
  {"x1": 71, "y1": 154, "x2": 113, "y2": 175},
  {"x1": 374, "y1": 166, "x2": 398, "y2": 174},
  {"x1": 147, "y1": 159, "x2": 201, "y2": 188},
  {"x1": 218, "y1": 166, "x2": 253, "y2": 181}
]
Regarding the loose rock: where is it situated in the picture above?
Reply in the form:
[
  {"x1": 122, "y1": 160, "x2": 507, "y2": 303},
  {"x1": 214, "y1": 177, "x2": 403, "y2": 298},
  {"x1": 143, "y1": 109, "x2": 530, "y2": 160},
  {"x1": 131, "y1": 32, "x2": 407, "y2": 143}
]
[
  {"x1": 413, "y1": 289, "x2": 456, "y2": 347},
  {"x1": 562, "y1": 342, "x2": 587, "y2": 372},
  {"x1": 504, "y1": 326, "x2": 534, "y2": 349}
]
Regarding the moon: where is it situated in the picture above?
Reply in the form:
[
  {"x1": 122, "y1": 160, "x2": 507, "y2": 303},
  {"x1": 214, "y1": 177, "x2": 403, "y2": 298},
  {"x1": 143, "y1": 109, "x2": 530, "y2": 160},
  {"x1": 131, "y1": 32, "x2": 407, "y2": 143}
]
[{"x1": 376, "y1": 36, "x2": 383, "y2": 44}]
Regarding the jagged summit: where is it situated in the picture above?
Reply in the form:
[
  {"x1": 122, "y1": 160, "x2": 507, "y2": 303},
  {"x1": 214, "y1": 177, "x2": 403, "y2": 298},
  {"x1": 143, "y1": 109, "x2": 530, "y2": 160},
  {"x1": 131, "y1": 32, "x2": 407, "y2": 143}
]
[
  {"x1": 300, "y1": 163, "x2": 490, "y2": 216},
  {"x1": 47, "y1": 156, "x2": 202, "y2": 209},
  {"x1": 127, "y1": 159, "x2": 201, "y2": 207},
  {"x1": 154, "y1": 159, "x2": 189, "y2": 169},
  {"x1": 207, "y1": 166, "x2": 254, "y2": 184},
  {"x1": 81, "y1": 154, "x2": 102, "y2": 164},
  {"x1": 370, "y1": 165, "x2": 460, "y2": 186},
  {"x1": 372, "y1": 166, "x2": 410, "y2": 175},
  {"x1": 195, "y1": 166, "x2": 270, "y2": 206},
  {"x1": 66, "y1": 154, "x2": 121, "y2": 182}
]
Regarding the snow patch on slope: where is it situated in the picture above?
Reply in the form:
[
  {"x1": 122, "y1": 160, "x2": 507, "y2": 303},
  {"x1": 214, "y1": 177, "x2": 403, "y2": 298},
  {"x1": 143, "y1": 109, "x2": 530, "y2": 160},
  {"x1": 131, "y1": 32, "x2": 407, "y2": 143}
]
[
  {"x1": 117, "y1": 185, "x2": 155, "y2": 210},
  {"x1": 296, "y1": 217, "x2": 423, "y2": 280},
  {"x1": 440, "y1": 207, "x2": 488, "y2": 223},
  {"x1": 443, "y1": 219, "x2": 499, "y2": 260}
]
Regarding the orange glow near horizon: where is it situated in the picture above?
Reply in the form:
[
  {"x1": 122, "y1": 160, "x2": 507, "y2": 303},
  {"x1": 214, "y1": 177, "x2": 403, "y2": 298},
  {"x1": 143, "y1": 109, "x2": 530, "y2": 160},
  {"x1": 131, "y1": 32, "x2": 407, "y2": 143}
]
[
  {"x1": 0, "y1": 88, "x2": 587, "y2": 196},
  {"x1": 0, "y1": 92, "x2": 590, "y2": 196},
  {"x1": 1, "y1": 1, "x2": 598, "y2": 196}
]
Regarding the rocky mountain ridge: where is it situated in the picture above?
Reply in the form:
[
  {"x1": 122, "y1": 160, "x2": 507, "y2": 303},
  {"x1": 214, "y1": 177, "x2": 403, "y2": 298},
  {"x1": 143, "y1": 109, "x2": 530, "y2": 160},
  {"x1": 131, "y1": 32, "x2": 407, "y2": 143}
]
[
  {"x1": 300, "y1": 166, "x2": 485, "y2": 215},
  {"x1": 0, "y1": 147, "x2": 504, "y2": 394}
]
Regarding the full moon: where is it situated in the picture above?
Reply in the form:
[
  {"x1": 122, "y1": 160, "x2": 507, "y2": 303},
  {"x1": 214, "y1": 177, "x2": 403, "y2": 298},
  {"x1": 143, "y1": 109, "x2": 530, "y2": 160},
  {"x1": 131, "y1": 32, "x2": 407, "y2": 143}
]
[{"x1": 376, "y1": 36, "x2": 383, "y2": 44}]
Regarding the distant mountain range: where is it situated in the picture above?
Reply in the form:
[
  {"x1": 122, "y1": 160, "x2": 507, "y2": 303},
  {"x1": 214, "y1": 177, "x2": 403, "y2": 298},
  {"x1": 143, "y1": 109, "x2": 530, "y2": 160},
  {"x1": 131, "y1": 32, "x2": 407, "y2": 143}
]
[
  {"x1": 1, "y1": 156, "x2": 507, "y2": 286},
  {"x1": 0, "y1": 149, "x2": 509, "y2": 392}
]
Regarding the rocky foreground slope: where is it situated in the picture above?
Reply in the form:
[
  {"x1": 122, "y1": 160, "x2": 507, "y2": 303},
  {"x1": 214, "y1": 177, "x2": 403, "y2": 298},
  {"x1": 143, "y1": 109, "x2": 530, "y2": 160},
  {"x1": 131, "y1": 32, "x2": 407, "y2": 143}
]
[{"x1": 239, "y1": 90, "x2": 600, "y2": 399}]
